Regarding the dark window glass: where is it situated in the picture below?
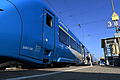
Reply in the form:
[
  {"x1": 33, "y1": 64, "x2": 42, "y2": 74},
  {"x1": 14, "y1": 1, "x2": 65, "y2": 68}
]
[
  {"x1": 77, "y1": 44, "x2": 81, "y2": 52},
  {"x1": 59, "y1": 28, "x2": 69, "y2": 46},
  {"x1": 0, "y1": 9, "x2": 4, "y2": 11},
  {"x1": 46, "y1": 13, "x2": 53, "y2": 27},
  {"x1": 70, "y1": 38, "x2": 81, "y2": 53},
  {"x1": 70, "y1": 38, "x2": 76, "y2": 50}
]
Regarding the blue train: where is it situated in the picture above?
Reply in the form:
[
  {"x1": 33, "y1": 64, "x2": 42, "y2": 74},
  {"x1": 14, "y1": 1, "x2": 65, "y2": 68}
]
[{"x1": 0, "y1": 0, "x2": 92, "y2": 69}]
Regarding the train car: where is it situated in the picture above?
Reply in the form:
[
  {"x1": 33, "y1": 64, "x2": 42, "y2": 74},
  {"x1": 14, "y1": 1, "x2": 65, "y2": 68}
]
[{"x1": 0, "y1": 0, "x2": 91, "y2": 69}]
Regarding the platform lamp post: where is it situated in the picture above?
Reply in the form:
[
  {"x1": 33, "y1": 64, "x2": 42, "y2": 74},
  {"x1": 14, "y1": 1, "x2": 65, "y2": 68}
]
[
  {"x1": 110, "y1": 0, "x2": 119, "y2": 33},
  {"x1": 107, "y1": 0, "x2": 120, "y2": 65},
  {"x1": 110, "y1": 0, "x2": 120, "y2": 66}
]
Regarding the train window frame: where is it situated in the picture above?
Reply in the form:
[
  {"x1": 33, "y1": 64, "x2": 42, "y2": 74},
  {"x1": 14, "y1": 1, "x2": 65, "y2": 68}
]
[
  {"x1": 70, "y1": 38, "x2": 76, "y2": 50},
  {"x1": 70, "y1": 38, "x2": 81, "y2": 53},
  {"x1": 59, "y1": 28, "x2": 69, "y2": 46},
  {"x1": 46, "y1": 13, "x2": 53, "y2": 27},
  {"x1": 78, "y1": 44, "x2": 81, "y2": 53}
]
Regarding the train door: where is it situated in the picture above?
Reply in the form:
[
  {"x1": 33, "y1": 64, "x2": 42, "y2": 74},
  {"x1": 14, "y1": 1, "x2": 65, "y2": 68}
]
[{"x1": 42, "y1": 9, "x2": 55, "y2": 54}]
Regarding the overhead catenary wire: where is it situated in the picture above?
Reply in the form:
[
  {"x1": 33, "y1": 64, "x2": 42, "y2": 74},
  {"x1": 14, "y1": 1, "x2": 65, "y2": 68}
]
[
  {"x1": 45, "y1": 0, "x2": 65, "y2": 21},
  {"x1": 45, "y1": 0, "x2": 115, "y2": 38},
  {"x1": 78, "y1": 14, "x2": 111, "y2": 27},
  {"x1": 85, "y1": 32, "x2": 114, "y2": 37},
  {"x1": 45, "y1": 0, "x2": 114, "y2": 29},
  {"x1": 45, "y1": 0, "x2": 111, "y2": 26}
]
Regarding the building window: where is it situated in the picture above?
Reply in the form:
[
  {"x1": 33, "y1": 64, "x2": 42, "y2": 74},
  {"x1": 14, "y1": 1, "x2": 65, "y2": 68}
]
[{"x1": 46, "y1": 13, "x2": 53, "y2": 27}]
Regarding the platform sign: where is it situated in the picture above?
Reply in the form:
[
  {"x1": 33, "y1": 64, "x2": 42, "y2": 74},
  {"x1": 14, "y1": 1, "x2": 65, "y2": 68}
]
[
  {"x1": 107, "y1": 20, "x2": 120, "y2": 28},
  {"x1": 112, "y1": 12, "x2": 119, "y2": 21},
  {"x1": 107, "y1": 21, "x2": 114, "y2": 28}
]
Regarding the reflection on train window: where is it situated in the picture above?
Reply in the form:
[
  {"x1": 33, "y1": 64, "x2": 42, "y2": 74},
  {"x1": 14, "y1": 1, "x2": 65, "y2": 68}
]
[
  {"x1": 46, "y1": 13, "x2": 53, "y2": 27},
  {"x1": 70, "y1": 38, "x2": 81, "y2": 52},
  {"x1": 59, "y1": 28, "x2": 69, "y2": 46},
  {"x1": 59, "y1": 27, "x2": 81, "y2": 52},
  {"x1": 70, "y1": 38, "x2": 76, "y2": 50},
  {"x1": 77, "y1": 44, "x2": 81, "y2": 52}
]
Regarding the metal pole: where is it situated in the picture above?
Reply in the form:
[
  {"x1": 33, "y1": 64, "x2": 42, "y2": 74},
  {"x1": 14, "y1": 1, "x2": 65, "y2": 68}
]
[
  {"x1": 104, "y1": 47, "x2": 107, "y2": 65},
  {"x1": 111, "y1": 0, "x2": 119, "y2": 33},
  {"x1": 104, "y1": 40, "x2": 108, "y2": 66},
  {"x1": 115, "y1": 23, "x2": 119, "y2": 33},
  {"x1": 117, "y1": 37, "x2": 120, "y2": 55},
  {"x1": 111, "y1": 0, "x2": 115, "y2": 12}
]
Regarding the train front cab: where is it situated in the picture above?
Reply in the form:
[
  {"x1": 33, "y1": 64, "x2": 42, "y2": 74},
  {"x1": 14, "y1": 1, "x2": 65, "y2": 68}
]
[
  {"x1": 0, "y1": 0, "x2": 22, "y2": 60},
  {"x1": 7, "y1": 0, "x2": 56, "y2": 65}
]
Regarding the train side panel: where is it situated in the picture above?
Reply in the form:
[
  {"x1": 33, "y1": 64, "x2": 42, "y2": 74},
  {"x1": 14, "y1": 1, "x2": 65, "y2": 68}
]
[
  {"x1": 0, "y1": 0, "x2": 21, "y2": 59},
  {"x1": 53, "y1": 21, "x2": 84, "y2": 64},
  {"x1": 10, "y1": 0, "x2": 55, "y2": 64}
]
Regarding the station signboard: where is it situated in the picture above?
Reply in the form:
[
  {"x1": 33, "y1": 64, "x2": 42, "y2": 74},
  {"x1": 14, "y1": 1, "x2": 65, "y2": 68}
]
[{"x1": 107, "y1": 20, "x2": 120, "y2": 28}]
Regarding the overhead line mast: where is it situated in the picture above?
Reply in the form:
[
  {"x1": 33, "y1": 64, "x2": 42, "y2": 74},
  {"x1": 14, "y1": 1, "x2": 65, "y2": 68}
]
[
  {"x1": 110, "y1": 0, "x2": 119, "y2": 33},
  {"x1": 111, "y1": 0, "x2": 115, "y2": 12}
]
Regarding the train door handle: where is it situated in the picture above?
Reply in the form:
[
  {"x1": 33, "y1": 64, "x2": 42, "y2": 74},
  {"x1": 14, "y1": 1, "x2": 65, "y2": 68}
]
[{"x1": 44, "y1": 38, "x2": 48, "y2": 42}]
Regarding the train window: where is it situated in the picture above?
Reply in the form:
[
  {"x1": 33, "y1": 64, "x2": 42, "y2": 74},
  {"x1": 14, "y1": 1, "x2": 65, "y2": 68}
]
[
  {"x1": 70, "y1": 38, "x2": 76, "y2": 50},
  {"x1": 46, "y1": 13, "x2": 53, "y2": 27},
  {"x1": 78, "y1": 44, "x2": 81, "y2": 53},
  {"x1": 76, "y1": 44, "x2": 80, "y2": 52},
  {"x1": 0, "y1": 9, "x2": 4, "y2": 11},
  {"x1": 59, "y1": 28, "x2": 69, "y2": 46},
  {"x1": 70, "y1": 38, "x2": 81, "y2": 53}
]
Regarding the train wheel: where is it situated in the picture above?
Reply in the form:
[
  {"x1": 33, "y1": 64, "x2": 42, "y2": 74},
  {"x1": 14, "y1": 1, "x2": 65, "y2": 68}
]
[{"x1": 50, "y1": 63, "x2": 54, "y2": 67}]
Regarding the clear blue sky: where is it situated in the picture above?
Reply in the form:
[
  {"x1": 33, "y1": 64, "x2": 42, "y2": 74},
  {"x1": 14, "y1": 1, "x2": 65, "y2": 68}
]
[{"x1": 45, "y1": 0, "x2": 120, "y2": 59}]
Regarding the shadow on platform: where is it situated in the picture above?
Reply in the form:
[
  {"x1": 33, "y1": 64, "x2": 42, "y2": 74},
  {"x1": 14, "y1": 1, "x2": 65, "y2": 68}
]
[{"x1": 0, "y1": 68, "x2": 120, "y2": 80}]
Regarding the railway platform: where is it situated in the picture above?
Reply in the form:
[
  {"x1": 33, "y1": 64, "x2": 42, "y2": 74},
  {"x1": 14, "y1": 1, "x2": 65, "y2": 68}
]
[{"x1": 0, "y1": 66, "x2": 120, "y2": 80}]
